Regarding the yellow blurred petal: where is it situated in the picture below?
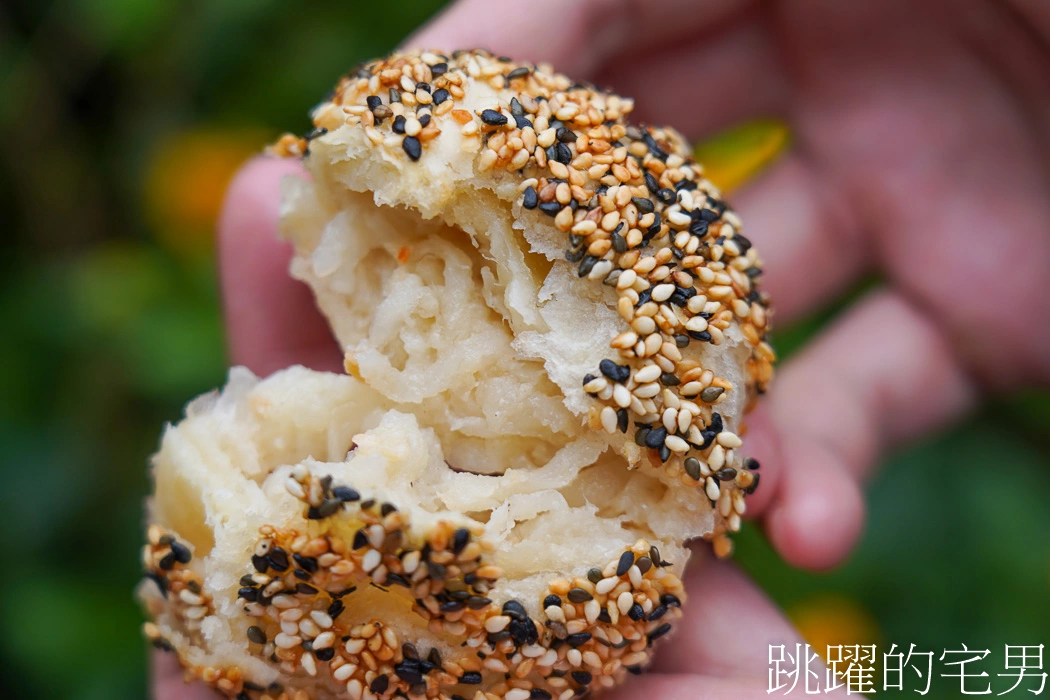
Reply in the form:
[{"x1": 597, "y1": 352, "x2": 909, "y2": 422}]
[
  {"x1": 693, "y1": 119, "x2": 790, "y2": 194},
  {"x1": 144, "y1": 128, "x2": 270, "y2": 258},
  {"x1": 788, "y1": 594, "x2": 881, "y2": 662}
]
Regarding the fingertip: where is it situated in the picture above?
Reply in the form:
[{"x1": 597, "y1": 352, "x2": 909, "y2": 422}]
[
  {"x1": 152, "y1": 651, "x2": 216, "y2": 700},
  {"x1": 766, "y1": 450, "x2": 866, "y2": 570}
]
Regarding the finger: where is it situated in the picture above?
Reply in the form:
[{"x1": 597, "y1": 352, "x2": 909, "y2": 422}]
[
  {"x1": 651, "y1": 551, "x2": 802, "y2": 677},
  {"x1": 406, "y1": 0, "x2": 754, "y2": 78},
  {"x1": 763, "y1": 289, "x2": 976, "y2": 569},
  {"x1": 731, "y1": 154, "x2": 869, "y2": 324},
  {"x1": 605, "y1": 673, "x2": 828, "y2": 700},
  {"x1": 595, "y1": 14, "x2": 789, "y2": 139},
  {"x1": 218, "y1": 156, "x2": 342, "y2": 376},
  {"x1": 152, "y1": 652, "x2": 215, "y2": 700}
]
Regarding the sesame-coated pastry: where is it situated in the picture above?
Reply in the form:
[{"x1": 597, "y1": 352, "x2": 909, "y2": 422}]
[{"x1": 139, "y1": 49, "x2": 774, "y2": 700}]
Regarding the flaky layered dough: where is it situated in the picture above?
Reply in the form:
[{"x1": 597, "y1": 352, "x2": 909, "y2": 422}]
[{"x1": 140, "y1": 49, "x2": 774, "y2": 700}]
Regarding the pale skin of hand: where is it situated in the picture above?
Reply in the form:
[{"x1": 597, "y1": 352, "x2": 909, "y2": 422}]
[{"x1": 154, "y1": 0, "x2": 1050, "y2": 696}]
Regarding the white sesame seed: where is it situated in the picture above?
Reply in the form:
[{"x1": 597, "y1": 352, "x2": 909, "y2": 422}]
[
  {"x1": 346, "y1": 679, "x2": 363, "y2": 700},
  {"x1": 583, "y1": 650, "x2": 603, "y2": 668},
  {"x1": 585, "y1": 598, "x2": 601, "y2": 624},
  {"x1": 685, "y1": 316, "x2": 708, "y2": 333},
  {"x1": 680, "y1": 381, "x2": 702, "y2": 397},
  {"x1": 485, "y1": 615, "x2": 512, "y2": 633},
  {"x1": 595, "y1": 577, "x2": 618, "y2": 595},
  {"x1": 545, "y1": 605, "x2": 565, "y2": 623},
  {"x1": 334, "y1": 662, "x2": 358, "y2": 681},
  {"x1": 616, "y1": 269, "x2": 637, "y2": 289},
  {"x1": 274, "y1": 632, "x2": 301, "y2": 649},
  {"x1": 705, "y1": 477, "x2": 721, "y2": 501},
  {"x1": 631, "y1": 316, "x2": 656, "y2": 335},
  {"x1": 588, "y1": 260, "x2": 613, "y2": 281},
  {"x1": 299, "y1": 618, "x2": 320, "y2": 638},
  {"x1": 362, "y1": 549, "x2": 381, "y2": 572},
  {"x1": 313, "y1": 631, "x2": 335, "y2": 649},
  {"x1": 523, "y1": 644, "x2": 546, "y2": 657},
  {"x1": 634, "y1": 382, "x2": 660, "y2": 399},
  {"x1": 401, "y1": 550, "x2": 420, "y2": 574},
  {"x1": 617, "y1": 591, "x2": 634, "y2": 615},
  {"x1": 301, "y1": 651, "x2": 317, "y2": 676},
  {"x1": 664, "y1": 435, "x2": 689, "y2": 453},
  {"x1": 613, "y1": 384, "x2": 632, "y2": 408},
  {"x1": 633, "y1": 365, "x2": 661, "y2": 384},
  {"x1": 677, "y1": 408, "x2": 693, "y2": 434},
  {"x1": 662, "y1": 407, "x2": 677, "y2": 433},
  {"x1": 507, "y1": 690, "x2": 531, "y2": 700},
  {"x1": 272, "y1": 595, "x2": 297, "y2": 609},
  {"x1": 568, "y1": 648, "x2": 583, "y2": 666},
  {"x1": 345, "y1": 637, "x2": 366, "y2": 654},
  {"x1": 717, "y1": 431, "x2": 743, "y2": 448},
  {"x1": 285, "y1": 478, "x2": 305, "y2": 499},
  {"x1": 538, "y1": 649, "x2": 559, "y2": 666},
  {"x1": 651, "y1": 283, "x2": 675, "y2": 302},
  {"x1": 708, "y1": 444, "x2": 726, "y2": 470},
  {"x1": 628, "y1": 565, "x2": 643, "y2": 587}
]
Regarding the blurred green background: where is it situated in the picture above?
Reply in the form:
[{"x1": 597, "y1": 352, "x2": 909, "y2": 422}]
[{"x1": 0, "y1": 1, "x2": 1047, "y2": 699}]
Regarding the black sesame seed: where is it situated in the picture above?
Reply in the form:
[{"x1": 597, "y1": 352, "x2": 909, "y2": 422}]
[
  {"x1": 293, "y1": 568, "x2": 311, "y2": 581},
  {"x1": 419, "y1": 114, "x2": 431, "y2": 127},
  {"x1": 395, "y1": 661, "x2": 424, "y2": 685},
  {"x1": 316, "y1": 498, "x2": 341, "y2": 518},
  {"x1": 293, "y1": 554, "x2": 317, "y2": 573},
  {"x1": 481, "y1": 109, "x2": 508, "y2": 126},
  {"x1": 566, "y1": 632, "x2": 592, "y2": 647},
  {"x1": 510, "y1": 97, "x2": 525, "y2": 116},
  {"x1": 567, "y1": 587, "x2": 593, "y2": 603},
  {"x1": 599, "y1": 359, "x2": 631, "y2": 383},
  {"x1": 648, "y1": 605, "x2": 668, "y2": 621},
  {"x1": 392, "y1": 115, "x2": 407, "y2": 134},
  {"x1": 514, "y1": 114, "x2": 532, "y2": 130},
  {"x1": 616, "y1": 551, "x2": 635, "y2": 576},
  {"x1": 555, "y1": 142, "x2": 572, "y2": 164},
  {"x1": 746, "y1": 473, "x2": 761, "y2": 495},
  {"x1": 239, "y1": 574, "x2": 256, "y2": 587},
  {"x1": 689, "y1": 219, "x2": 709, "y2": 237},
  {"x1": 538, "y1": 201, "x2": 562, "y2": 216},
  {"x1": 531, "y1": 690, "x2": 553, "y2": 700},
  {"x1": 571, "y1": 671, "x2": 593, "y2": 685},
  {"x1": 430, "y1": 62, "x2": 448, "y2": 76},
  {"x1": 315, "y1": 647, "x2": 334, "y2": 661},
  {"x1": 648, "y1": 623, "x2": 672, "y2": 642},
  {"x1": 440, "y1": 600, "x2": 465, "y2": 613},
  {"x1": 428, "y1": 562, "x2": 446, "y2": 579},
  {"x1": 169, "y1": 541, "x2": 192, "y2": 564},
  {"x1": 502, "y1": 599, "x2": 527, "y2": 621},
  {"x1": 522, "y1": 186, "x2": 538, "y2": 209},
  {"x1": 716, "y1": 467, "x2": 738, "y2": 481},
  {"x1": 634, "y1": 427, "x2": 650, "y2": 447},
  {"x1": 644, "y1": 426, "x2": 667, "y2": 449},
  {"x1": 238, "y1": 587, "x2": 258, "y2": 602},
  {"x1": 328, "y1": 599, "x2": 345, "y2": 618},
  {"x1": 644, "y1": 171, "x2": 660, "y2": 193},
  {"x1": 657, "y1": 188, "x2": 677, "y2": 205},
  {"x1": 585, "y1": 568, "x2": 602, "y2": 584},
  {"x1": 710, "y1": 413, "x2": 724, "y2": 433},
  {"x1": 598, "y1": 609, "x2": 612, "y2": 623},
  {"x1": 577, "y1": 255, "x2": 598, "y2": 278},
  {"x1": 659, "y1": 444, "x2": 671, "y2": 462},
  {"x1": 688, "y1": 329, "x2": 712, "y2": 342},
  {"x1": 389, "y1": 88, "x2": 401, "y2": 103},
  {"x1": 460, "y1": 671, "x2": 483, "y2": 684},
  {"x1": 361, "y1": 498, "x2": 375, "y2": 510},
  {"x1": 661, "y1": 593, "x2": 682, "y2": 607},
  {"x1": 636, "y1": 556, "x2": 652, "y2": 574},
  {"x1": 333, "y1": 485, "x2": 360, "y2": 502},
  {"x1": 684, "y1": 457, "x2": 703, "y2": 481},
  {"x1": 650, "y1": 546, "x2": 662, "y2": 566},
  {"x1": 628, "y1": 603, "x2": 645, "y2": 621},
  {"x1": 611, "y1": 229, "x2": 627, "y2": 253},
  {"x1": 366, "y1": 95, "x2": 382, "y2": 110},
  {"x1": 745, "y1": 457, "x2": 760, "y2": 470},
  {"x1": 642, "y1": 132, "x2": 668, "y2": 159},
  {"x1": 467, "y1": 595, "x2": 492, "y2": 610},
  {"x1": 432, "y1": 88, "x2": 450, "y2": 105},
  {"x1": 246, "y1": 625, "x2": 266, "y2": 644},
  {"x1": 543, "y1": 594, "x2": 562, "y2": 608},
  {"x1": 351, "y1": 530, "x2": 368, "y2": 550},
  {"x1": 251, "y1": 554, "x2": 268, "y2": 573},
  {"x1": 428, "y1": 648, "x2": 443, "y2": 668},
  {"x1": 158, "y1": 552, "x2": 176, "y2": 570},
  {"x1": 507, "y1": 66, "x2": 531, "y2": 80},
  {"x1": 296, "y1": 583, "x2": 318, "y2": 595},
  {"x1": 659, "y1": 372, "x2": 680, "y2": 386},
  {"x1": 370, "y1": 675, "x2": 389, "y2": 694},
  {"x1": 452, "y1": 528, "x2": 470, "y2": 554},
  {"x1": 616, "y1": 408, "x2": 629, "y2": 433},
  {"x1": 402, "y1": 136, "x2": 422, "y2": 161}
]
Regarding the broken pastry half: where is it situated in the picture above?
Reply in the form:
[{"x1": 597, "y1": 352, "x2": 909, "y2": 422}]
[{"x1": 139, "y1": 49, "x2": 774, "y2": 700}]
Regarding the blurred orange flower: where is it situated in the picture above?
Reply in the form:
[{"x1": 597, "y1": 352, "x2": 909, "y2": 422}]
[
  {"x1": 693, "y1": 119, "x2": 790, "y2": 195},
  {"x1": 145, "y1": 128, "x2": 269, "y2": 258}
]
